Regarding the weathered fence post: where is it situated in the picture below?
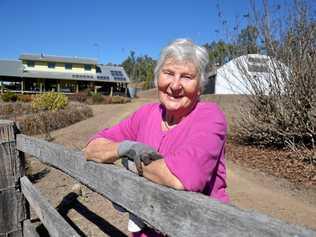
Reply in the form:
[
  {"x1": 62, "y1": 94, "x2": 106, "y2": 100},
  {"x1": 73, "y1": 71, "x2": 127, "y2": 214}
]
[{"x1": 0, "y1": 120, "x2": 28, "y2": 237}]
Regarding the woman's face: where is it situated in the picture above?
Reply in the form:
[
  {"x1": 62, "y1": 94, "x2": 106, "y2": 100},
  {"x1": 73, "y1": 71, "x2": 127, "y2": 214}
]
[{"x1": 157, "y1": 58, "x2": 200, "y2": 115}]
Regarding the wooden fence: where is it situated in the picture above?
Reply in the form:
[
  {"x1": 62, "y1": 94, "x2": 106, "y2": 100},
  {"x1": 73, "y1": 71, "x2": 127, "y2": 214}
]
[{"x1": 1, "y1": 120, "x2": 316, "y2": 237}]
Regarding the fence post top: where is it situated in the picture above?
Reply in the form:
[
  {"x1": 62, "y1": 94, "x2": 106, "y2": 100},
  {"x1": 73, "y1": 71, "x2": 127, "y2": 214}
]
[
  {"x1": 0, "y1": 120, "x2": 15, "y2": 126},
  {"x1": 0, "y1": 120, "x2": 17, "y2": 143}
]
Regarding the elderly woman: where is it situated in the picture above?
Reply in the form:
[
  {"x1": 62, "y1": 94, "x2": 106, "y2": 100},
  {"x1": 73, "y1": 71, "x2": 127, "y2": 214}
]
[{"x1": 85, "y1": 39, "x2": 229, "y2": 237}]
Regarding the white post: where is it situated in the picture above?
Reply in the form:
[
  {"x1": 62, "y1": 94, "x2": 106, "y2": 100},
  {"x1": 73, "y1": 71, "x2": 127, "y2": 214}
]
[
  {"x1": 125, "y1": 83, "x2": 128, "y2": 96},
  {"x1": 21, "y1": 79, "x2": 24, "y2": 94}
]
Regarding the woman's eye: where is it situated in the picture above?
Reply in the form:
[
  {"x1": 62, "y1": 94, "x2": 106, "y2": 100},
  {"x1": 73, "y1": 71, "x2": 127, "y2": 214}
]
[
  {"x1": 182, "y1": 75, "x2": 192, "y2": 80},
  {"x1": 163, "y1": 71, "x2": 173, "y2": 77}
]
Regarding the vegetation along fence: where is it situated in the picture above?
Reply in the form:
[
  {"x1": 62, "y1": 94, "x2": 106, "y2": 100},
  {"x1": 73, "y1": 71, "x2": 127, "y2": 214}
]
[{"x1": 0, "y1": 119, "x2": 315, "y2": 237}]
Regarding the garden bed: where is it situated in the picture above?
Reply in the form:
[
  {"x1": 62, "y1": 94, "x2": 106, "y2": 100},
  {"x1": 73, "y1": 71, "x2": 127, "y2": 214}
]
[
  {"x1": 0, "y1": 101, "x2": 93, "y2": 136},
  {"x1": 226, "y1": 142, "x2": 316, "y2": 188}
]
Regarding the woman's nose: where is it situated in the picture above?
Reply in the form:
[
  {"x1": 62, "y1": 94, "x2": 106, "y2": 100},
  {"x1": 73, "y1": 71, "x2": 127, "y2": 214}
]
[{"x1": 170, "y1": 78, "x2": 182, "y2": 91}]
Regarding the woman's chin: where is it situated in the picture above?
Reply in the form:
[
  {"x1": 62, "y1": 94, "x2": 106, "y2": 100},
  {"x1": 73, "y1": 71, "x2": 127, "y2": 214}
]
[{"x1": 163, "y1": 102, "x2": 184, "y2": 112}]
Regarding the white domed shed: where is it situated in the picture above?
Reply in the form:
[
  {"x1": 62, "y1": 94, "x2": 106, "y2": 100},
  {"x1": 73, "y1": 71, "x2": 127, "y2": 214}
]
[{"x1": 209, "y1": 54, "x2": 290, "y2": 95}]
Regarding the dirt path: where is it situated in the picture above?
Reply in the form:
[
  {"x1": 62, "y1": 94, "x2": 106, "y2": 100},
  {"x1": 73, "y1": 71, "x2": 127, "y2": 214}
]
[{"x1": 29, "y1": 98, "x2": 316, "y2": 236}]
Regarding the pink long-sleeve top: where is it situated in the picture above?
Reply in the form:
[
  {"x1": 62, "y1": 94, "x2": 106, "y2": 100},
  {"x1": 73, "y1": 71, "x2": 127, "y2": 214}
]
[{"x1": 91, "y1": 101, "x2": 229, "y2": 203}]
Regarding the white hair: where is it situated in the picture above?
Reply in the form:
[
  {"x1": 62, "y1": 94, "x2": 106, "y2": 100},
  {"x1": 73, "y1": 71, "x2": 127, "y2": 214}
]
[{"x1": 154, "y1": 39, "x2": 209, "y2": 91}]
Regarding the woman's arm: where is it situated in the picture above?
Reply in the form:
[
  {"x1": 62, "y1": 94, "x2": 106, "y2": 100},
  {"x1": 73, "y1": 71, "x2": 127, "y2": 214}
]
[
  {"x1": 85, "y1": 139, "x2": 184, "y2": 190},
  {"x1": 84, "y1": 138, "x2": 119, "y2": 163},
  {"x1": 142, "y1": 159, "x2": 184, "y2": 190}
]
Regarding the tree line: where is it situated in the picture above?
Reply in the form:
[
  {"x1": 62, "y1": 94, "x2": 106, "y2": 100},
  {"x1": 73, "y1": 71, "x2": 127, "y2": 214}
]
[{"x1": 121, "y1": 25, "x2": 260, "y2": 88}]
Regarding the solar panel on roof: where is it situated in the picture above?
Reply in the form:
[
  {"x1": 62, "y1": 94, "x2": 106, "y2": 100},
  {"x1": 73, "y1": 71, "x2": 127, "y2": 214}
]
[
  {"x1": 97, "y1": 75, "x2": 110, "y2": 80},
  {"x1": 110, "y1": 70, "x2": 126, "y2": 81},
  {"x1": 72, "y1": 74, "x2": 95, "y2": 79},
  {"x1": 113, "y1": 76, "x2": 126, "y2": 81},
  {"x1": 110, "y1": 70, "x2": 123, "y2": 77}
]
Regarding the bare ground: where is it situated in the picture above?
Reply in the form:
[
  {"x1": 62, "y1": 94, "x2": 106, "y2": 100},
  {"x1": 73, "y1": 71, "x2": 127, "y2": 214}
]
[{"x1": 28, "y1": 95, "x2": 316, "y2": 236}]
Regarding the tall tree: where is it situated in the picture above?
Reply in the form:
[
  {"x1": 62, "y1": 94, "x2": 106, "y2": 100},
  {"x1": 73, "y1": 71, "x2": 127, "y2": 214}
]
[
  {"x1": 121, "y1": 51, "x2": 137, "y2": 82},
  {"x1": 236, "y1": 25, "x2": 260, "y2": 54},
  {"x1": 204, "y1": 41, "x2": 236, "y2": 66},
  {"x1": 121, "y1": 52, "x2": 156, "y2": 89}
]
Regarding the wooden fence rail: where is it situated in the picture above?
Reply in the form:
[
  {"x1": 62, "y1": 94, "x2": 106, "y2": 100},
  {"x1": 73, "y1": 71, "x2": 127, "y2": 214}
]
[
  {"x1": 20, "y1": 176, "x2": 80, "y2": 237},
  {"x1": 1, "y1": 120, "x2": 316, "y2": 237}
]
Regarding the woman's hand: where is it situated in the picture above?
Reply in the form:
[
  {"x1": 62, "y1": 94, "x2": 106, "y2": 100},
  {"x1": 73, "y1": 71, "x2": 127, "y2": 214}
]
[
  {"x1": 84, "y1": 138, "x2": 119, "y2": 163},
  {"x1": 118, "y1": 141, "x2": 162, "y2": 175}
]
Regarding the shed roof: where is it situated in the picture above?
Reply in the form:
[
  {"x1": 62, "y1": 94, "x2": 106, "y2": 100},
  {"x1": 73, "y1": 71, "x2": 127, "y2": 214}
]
[
  {"x1": 214, "y1": 54, "x2": 290, "y2": 94},
  {"x1": 19, "y1": 54, "x2": 98, "y2": 65}
]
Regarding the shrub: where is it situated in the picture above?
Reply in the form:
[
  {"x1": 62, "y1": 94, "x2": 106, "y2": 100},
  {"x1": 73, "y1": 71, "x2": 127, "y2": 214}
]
[
  {"x1": 89, "y1": 92, "x2": 104, "y2": 104},
  {"x1": 32, "y1": 92, "x2": 68, "y2": 111},
  {"x1": 0, "y1": 102, "x2": 33, "y2": 119},
  {"x1": 68, "y1": 92, "x2": 88, "y2": 103},
  {"x1": 83, "y1": 93, "x2": 131, "y2": 105},
  {"x1": 111, "y1": 95, "x2": 124, "y2": 104},
  {"x1": 103, "y1": 96, "x2": 112, "y2": 104},
  {"x1": 18, "y1": 103, "x2": 93, "y2": 135},
  {"x1": 0, "y1": 103, "x2": 14, "y2": 117},
  {"x1": 111, "y1": 95, "x2": 131, "y2": 104},
  {"x1": 17, "y1": 94, "x2": 33, "y2": 103},
  {"x1": 1, "y1": 92, "x2": 18, "y2": 102},
  {"x1": 123, "y1": 96, "x2": 131, "y2": 103}
]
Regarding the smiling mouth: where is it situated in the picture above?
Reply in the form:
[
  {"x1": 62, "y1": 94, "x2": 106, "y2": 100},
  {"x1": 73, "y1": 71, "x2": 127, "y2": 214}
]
[{"x1": 167, "y1": 94, "x2": 183, "y2": 100}]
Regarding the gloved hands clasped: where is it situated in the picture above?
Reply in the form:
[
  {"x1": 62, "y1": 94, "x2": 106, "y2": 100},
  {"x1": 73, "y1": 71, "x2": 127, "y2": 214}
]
[{"x1": 118, "y1": 140, "x2": 162, "y2": 176}]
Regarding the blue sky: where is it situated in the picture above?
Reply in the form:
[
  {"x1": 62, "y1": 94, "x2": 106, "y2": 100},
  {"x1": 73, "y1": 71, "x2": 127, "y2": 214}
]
[{"x1": 0, "y1": 0, "x2": 313, "y2": 64}]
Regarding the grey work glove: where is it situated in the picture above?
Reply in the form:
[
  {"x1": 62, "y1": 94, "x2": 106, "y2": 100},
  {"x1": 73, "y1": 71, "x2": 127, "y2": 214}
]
[{"x1": 118, "y1": 140, "x2": 162, "y2": 176}]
